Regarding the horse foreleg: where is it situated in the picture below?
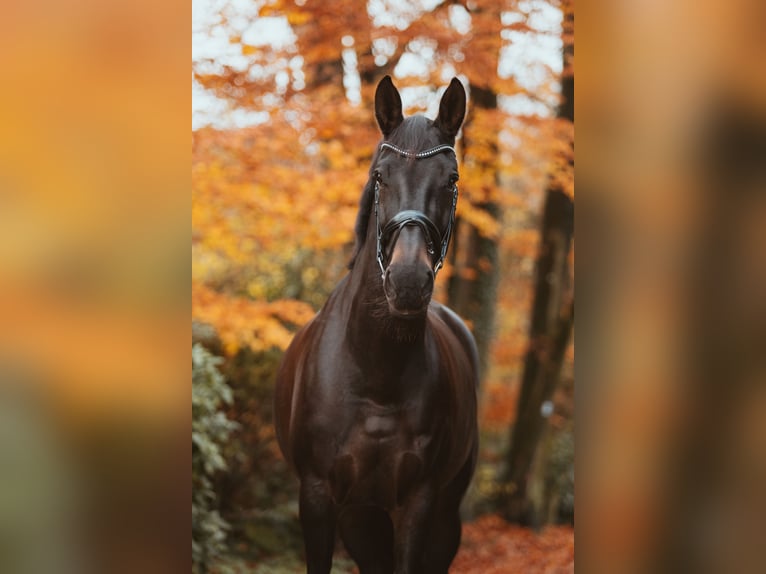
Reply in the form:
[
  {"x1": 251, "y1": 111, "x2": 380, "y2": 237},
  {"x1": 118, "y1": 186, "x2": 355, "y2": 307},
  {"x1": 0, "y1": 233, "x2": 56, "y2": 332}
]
[
  {"x1": 299, "y1": 476, "x2": 336, "y2": 574},
  {"x1": 422, "y1": 450, "x2": 475, "y2": 573},
  {"x1": 393, "y1": 484, "x2": 434, "y2": 574}
]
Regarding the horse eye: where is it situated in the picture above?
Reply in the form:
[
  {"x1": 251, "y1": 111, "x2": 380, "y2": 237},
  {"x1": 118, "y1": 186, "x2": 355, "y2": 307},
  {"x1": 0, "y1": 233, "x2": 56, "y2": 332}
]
[{"x1": 373, "y1": 171, "x2": 383, "y2": 183}]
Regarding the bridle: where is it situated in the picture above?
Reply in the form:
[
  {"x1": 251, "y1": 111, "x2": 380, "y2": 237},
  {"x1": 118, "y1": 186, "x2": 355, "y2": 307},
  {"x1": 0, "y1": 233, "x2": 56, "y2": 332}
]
[{"x1": 374, "y1": 142, "x2": 459, "y2": 279}]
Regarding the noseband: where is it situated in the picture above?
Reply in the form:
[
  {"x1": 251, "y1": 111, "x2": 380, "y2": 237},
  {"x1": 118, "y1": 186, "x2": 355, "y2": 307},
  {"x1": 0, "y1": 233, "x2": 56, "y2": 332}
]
[{"x1": 374, "y1": 142, "x2": 459, "y2": 279}]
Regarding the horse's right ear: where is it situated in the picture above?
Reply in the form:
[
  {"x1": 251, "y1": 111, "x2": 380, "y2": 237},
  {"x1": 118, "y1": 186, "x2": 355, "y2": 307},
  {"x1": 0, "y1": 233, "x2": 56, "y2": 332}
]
[{"x1": 375, "y1": 75, "x2": 403, "y2": 137}]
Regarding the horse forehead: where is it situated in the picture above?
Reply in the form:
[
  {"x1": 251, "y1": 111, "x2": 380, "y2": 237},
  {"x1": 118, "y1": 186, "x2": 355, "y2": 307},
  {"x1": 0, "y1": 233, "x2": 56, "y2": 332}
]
[
  {"x1": 383, "y1": 155, "x2": 455, "y2": 184},
  {"x1": 394, "y1": 114, "x2": 437, "y2": 141}
]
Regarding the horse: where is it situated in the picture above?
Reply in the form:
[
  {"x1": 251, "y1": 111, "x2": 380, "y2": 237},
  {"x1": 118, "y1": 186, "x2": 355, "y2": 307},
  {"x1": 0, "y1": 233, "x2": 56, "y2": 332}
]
[{"x1": 274, "y1": 75, "x2": 479, "y2": 574}]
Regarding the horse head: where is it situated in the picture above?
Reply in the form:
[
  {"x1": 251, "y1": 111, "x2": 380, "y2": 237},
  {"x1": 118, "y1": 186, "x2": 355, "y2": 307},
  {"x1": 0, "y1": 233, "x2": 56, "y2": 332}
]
[{"x1": 370, "y1": 76, "x2": 466, "y2": 318}]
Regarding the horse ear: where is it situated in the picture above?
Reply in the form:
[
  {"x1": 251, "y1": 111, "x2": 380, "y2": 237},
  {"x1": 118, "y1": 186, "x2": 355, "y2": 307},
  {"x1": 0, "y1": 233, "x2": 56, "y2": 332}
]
[
  {"x1": 375, "y1": 75, "x2": 403, "y2": 137},
  {"x1": 434, "y1": 77, "x2": 466, "y2": 139}
]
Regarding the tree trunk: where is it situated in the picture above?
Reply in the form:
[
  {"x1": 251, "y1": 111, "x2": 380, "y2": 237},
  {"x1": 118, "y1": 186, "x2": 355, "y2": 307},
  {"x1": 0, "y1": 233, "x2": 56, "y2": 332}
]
[{"x1": 502, "y1": 1, "x2": 574, "y2": 525}]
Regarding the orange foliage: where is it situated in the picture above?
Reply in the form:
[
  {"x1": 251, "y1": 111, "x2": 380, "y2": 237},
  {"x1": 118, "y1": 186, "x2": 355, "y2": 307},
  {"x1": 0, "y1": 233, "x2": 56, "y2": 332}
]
[
  {"x1": 0, "y1": 282, "x2": 185, "y2": 420},
  {"x1": 192, "y1": 122, "x2": 366, "y2": 271},
  {"x1": 482, "y1": 380, "x2": 520, "y2": 431},
  {"x1": 452, "y1": 515, "x2": 574, "y2": 573},
  {"x1": 192, "y1": 283, "x2": 314, "y2": 355}
]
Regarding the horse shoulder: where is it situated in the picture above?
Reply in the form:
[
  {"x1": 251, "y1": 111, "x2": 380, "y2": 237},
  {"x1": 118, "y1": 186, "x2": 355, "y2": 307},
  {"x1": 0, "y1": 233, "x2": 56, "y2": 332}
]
[
  {"x1": 274, "y1": 280, "x2": 350, "y2": 469},
  {"x1": 427, "y1": 302, "x2": 480, "y2": 483},
  {"x1": 273, "y1": 313, "x2": 320, "y2": 469},
  {"x1": 429, "y1": 301, "x2": 480, "y2": 385}
]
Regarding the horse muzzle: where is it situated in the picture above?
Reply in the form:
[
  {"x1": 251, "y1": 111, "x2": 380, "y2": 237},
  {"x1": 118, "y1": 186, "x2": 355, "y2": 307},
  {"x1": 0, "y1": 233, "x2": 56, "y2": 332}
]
[{"x1": 382, "y1": 224, "x2": 435, "y2": 317}]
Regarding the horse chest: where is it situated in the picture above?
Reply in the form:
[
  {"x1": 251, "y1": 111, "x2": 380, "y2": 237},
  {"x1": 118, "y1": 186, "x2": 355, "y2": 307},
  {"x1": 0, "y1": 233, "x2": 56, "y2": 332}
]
[
  {"x1": 324, "y1": 402, "x2": 434, "y2": 509},
  {"x1": 363, "y1": 413, "x2": 399, "y2": 438},
  {"x1": 346, "y1": 403, "x2": 426, "y2": 452}
]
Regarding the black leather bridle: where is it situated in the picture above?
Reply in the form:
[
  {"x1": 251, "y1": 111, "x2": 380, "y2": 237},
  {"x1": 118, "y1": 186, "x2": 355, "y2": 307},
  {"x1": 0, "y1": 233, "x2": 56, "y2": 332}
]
[{"x1": 374, "y1": 142, "x2": 459, "y2": 279}]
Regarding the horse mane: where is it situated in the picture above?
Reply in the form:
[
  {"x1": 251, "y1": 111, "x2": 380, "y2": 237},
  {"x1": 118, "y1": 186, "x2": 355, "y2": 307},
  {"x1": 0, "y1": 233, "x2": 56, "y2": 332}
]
[
  {"x1": 348, "y1": 116, "x2": 443, "y2": 269},
  {"x1": 347, "y1": 176, "x2": 376, "y2": 269}
]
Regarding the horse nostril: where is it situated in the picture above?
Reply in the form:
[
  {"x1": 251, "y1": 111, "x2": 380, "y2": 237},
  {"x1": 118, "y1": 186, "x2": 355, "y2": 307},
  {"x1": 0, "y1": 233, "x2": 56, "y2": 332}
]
[
  {"x1": 422, "y1": 271, "x2": 434, "y2": 292},
  {"x1": 383, "y1": 268, "x2": 396, "y2": 297}
]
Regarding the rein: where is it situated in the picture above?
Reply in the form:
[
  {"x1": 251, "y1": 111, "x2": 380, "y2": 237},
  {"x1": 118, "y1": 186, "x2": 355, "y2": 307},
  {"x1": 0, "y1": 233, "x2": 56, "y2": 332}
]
[{"x1": 374, "y1": 142, "x2": 459, "y2": 279}]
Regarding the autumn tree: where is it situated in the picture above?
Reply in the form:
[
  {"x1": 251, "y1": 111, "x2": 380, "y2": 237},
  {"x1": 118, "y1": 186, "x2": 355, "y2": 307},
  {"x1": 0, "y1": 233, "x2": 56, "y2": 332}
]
[{"x1": 501, "y1": 0, "x2": 574, "y2": 525}]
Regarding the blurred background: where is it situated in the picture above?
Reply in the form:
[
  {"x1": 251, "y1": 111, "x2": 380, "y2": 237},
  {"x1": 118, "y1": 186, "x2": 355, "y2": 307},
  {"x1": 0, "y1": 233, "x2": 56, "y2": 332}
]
[
  {"x1": 1, "y1": 0, "x2": 189, "y2": 573},
  {"x1": 577, "y1": 2, "x2": 766, "y2": 573}
]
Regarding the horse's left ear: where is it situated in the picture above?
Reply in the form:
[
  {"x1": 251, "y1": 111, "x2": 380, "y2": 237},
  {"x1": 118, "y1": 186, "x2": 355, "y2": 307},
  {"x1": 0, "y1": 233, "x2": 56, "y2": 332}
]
[{"x1": 434, "y1": 78, "x2": 466, "y2": 140}]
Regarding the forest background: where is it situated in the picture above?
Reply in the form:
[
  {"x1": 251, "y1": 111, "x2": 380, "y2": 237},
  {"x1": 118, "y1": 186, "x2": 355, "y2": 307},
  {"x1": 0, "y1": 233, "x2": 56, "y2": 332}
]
[{"x1": 192, "y1": 0, "x2": 574, "y2": 572}]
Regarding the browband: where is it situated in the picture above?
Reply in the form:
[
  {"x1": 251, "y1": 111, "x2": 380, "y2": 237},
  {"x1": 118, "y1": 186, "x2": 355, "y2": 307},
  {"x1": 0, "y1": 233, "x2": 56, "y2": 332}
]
[{"x1": 379, "y1": 142, "x2": 456, "y2": 159}]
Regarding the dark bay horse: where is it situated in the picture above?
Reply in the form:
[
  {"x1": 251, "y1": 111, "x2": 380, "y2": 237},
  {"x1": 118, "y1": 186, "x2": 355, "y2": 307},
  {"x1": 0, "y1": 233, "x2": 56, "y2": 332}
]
[{"x1": 274, "y1": 76, "x2": 479, "y2": 574}]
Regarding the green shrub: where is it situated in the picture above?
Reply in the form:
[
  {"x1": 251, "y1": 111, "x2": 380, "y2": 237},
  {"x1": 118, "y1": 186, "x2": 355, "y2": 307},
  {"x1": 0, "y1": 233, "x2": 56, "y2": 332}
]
[
  {"x1": 192, "y1": 343, "x2": 239, "y2": 573},
  {"x1": 216, "y1": 346, "x2": 303, "y2": 559}
]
